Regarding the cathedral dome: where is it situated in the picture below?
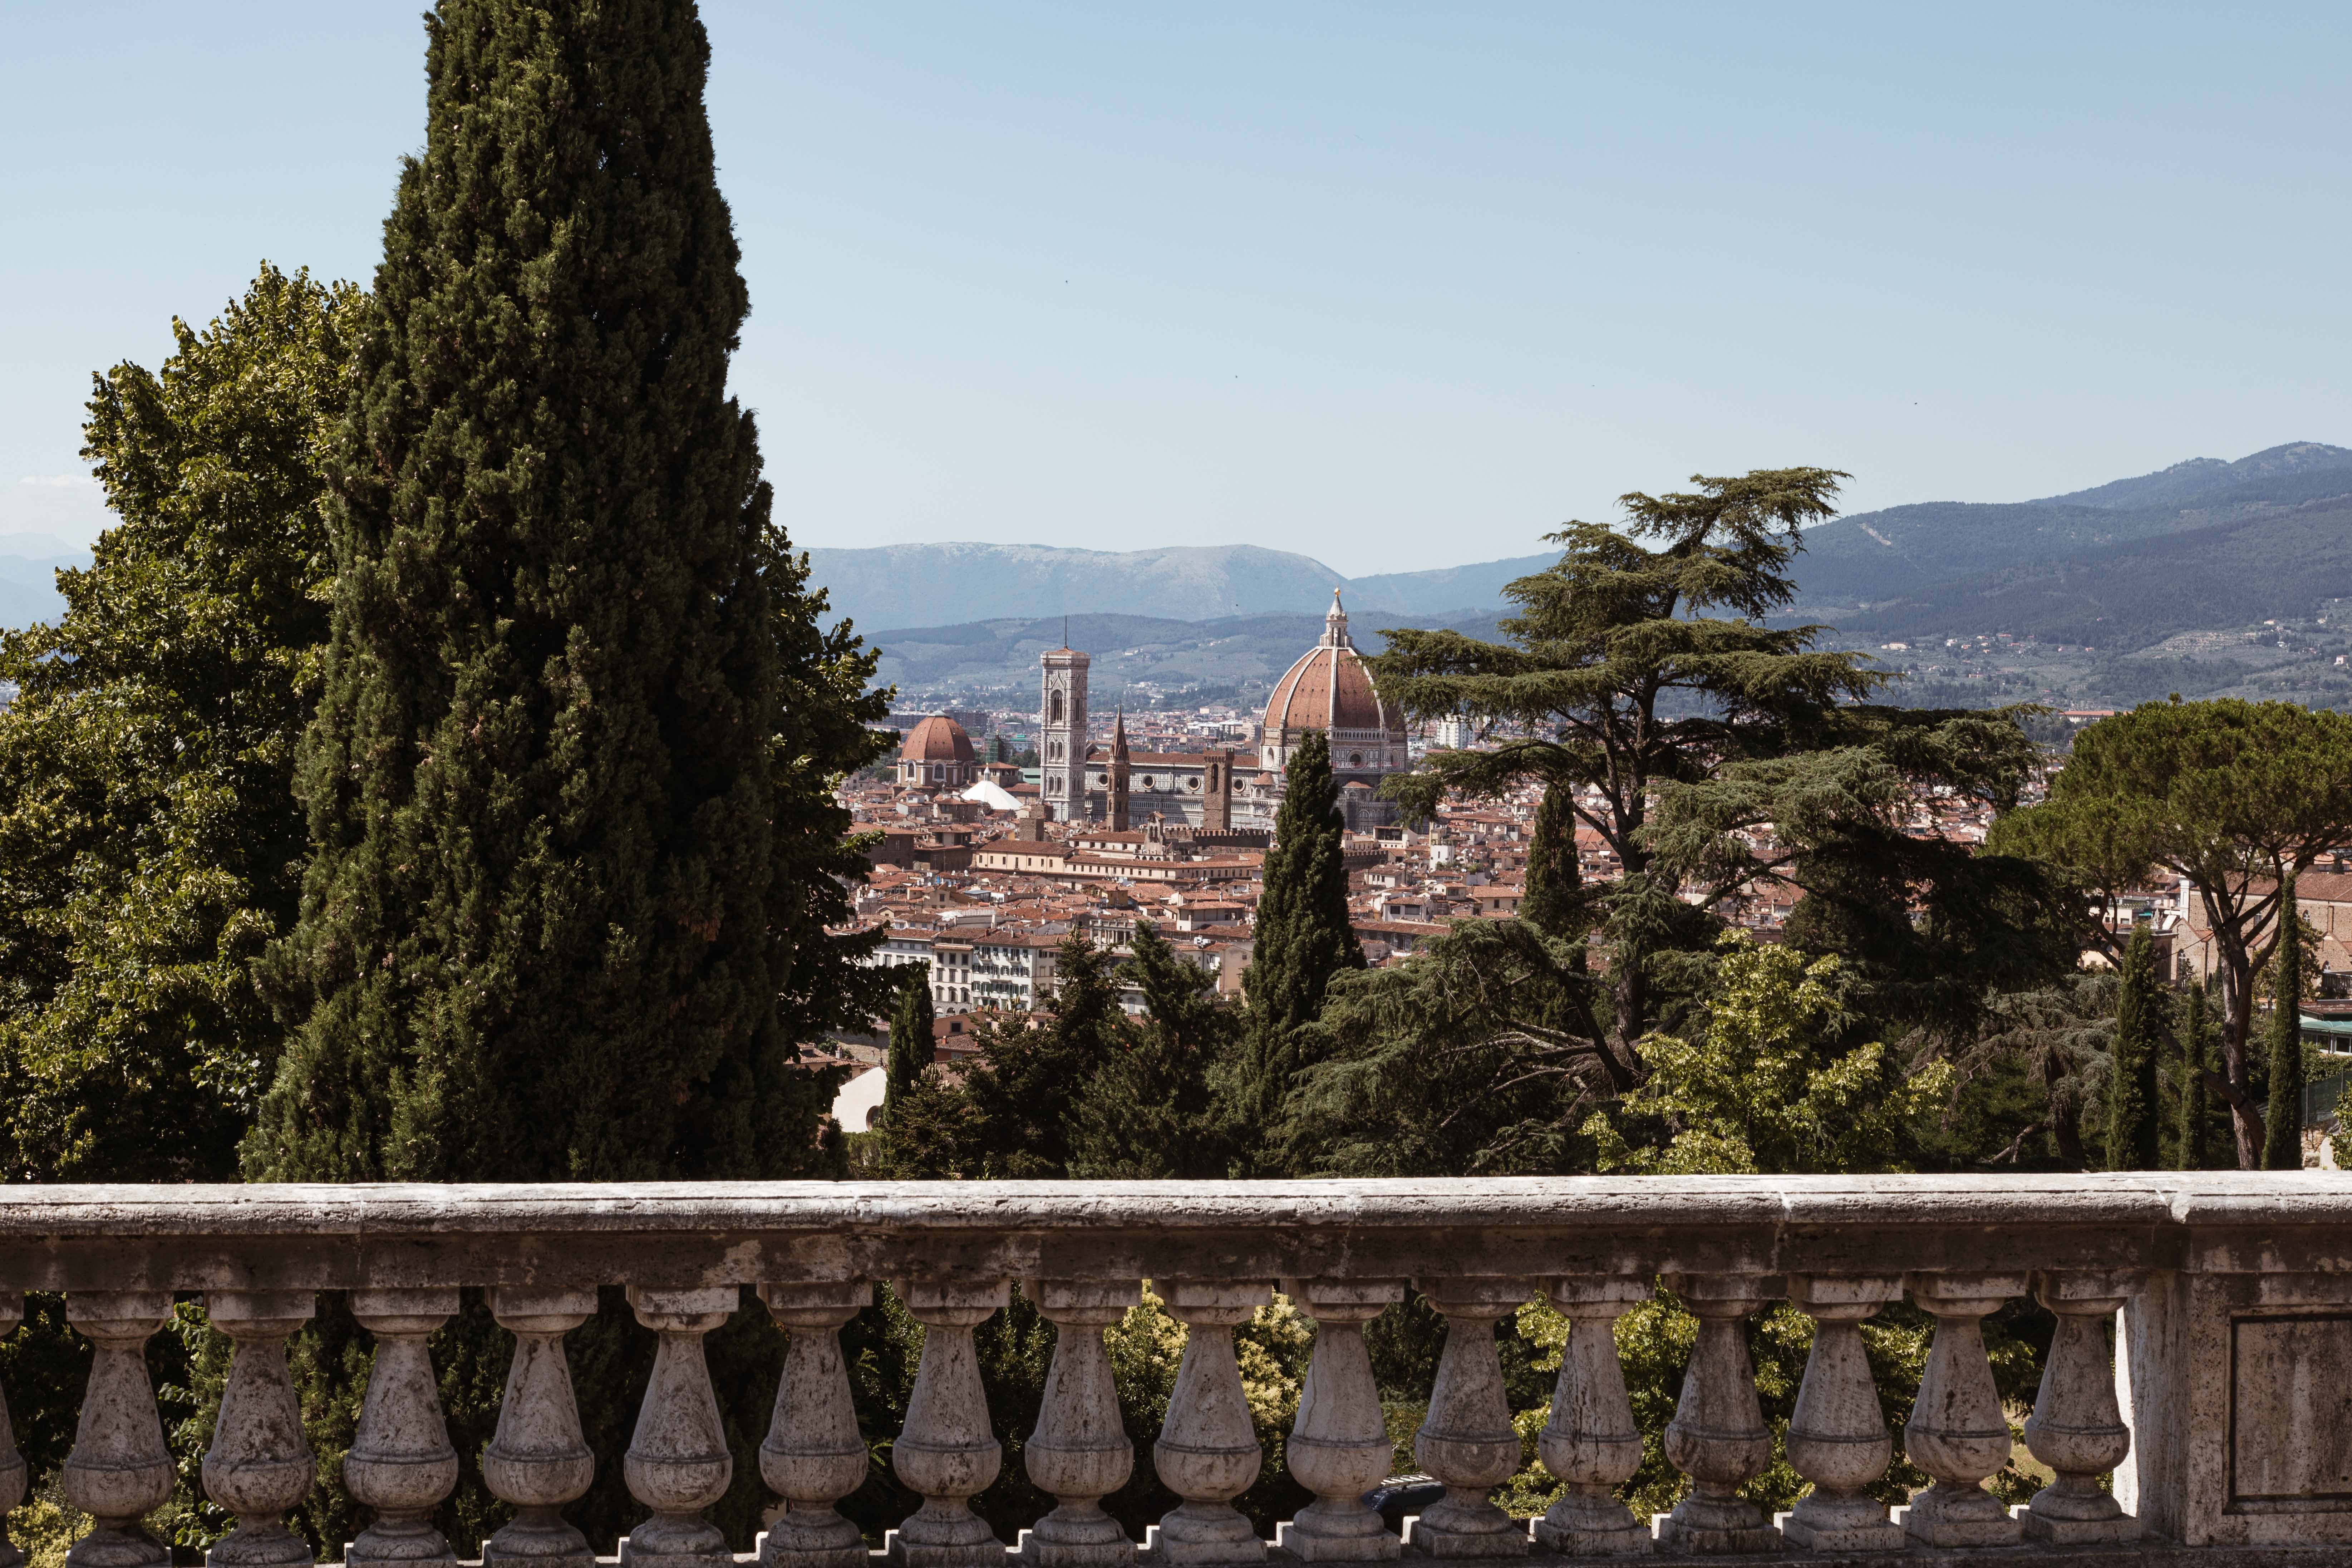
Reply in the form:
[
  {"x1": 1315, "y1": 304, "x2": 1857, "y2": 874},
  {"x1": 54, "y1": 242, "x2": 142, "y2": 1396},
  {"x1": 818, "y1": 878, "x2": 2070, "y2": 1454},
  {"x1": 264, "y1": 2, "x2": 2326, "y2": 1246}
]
[
  {"x1": 899, "y1": 714, "x2": 977, "y2": 764},
  {"x1": 1262, "y1": 591, "x2": 1405, "y2": 741}
]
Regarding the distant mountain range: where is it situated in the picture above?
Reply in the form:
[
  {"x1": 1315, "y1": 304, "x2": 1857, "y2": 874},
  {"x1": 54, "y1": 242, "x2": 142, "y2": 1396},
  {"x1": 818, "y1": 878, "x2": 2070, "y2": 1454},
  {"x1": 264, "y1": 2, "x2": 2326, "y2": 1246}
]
[
  {"x1": 806, "y1": 542, "x2": 1555, "y2": 630},
  {"x1": 9, "y1": 444, "x2": 2347, "y2": 685},
  {"x1": 870, "y1": 609, "x2": 1509, "y2": 704},
  {"x1": 1796, "y1": 441, "x2": 2352, "y2": 647}
]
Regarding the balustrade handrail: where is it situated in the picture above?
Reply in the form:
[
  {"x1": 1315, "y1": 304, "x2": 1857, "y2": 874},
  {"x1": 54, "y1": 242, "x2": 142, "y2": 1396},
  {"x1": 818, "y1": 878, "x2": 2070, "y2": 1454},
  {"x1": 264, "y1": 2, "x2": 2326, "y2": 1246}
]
[
  {"x1": 0, "y1": 1174, "x2": 2344, "y2": 1292},
  {"x1": 0, "y1": 1174, "x2": 2347, "y2": 1566}
]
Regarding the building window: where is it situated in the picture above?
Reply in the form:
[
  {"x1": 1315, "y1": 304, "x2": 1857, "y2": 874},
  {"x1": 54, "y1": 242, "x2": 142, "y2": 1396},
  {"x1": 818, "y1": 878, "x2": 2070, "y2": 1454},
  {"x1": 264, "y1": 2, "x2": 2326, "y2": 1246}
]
[
  {"x1": 1049, "y1": 690, "x2": 1064, "y2": 724},
  {"x1": 1348, "y1": 752, "x2": 1364, "y2": 767}
]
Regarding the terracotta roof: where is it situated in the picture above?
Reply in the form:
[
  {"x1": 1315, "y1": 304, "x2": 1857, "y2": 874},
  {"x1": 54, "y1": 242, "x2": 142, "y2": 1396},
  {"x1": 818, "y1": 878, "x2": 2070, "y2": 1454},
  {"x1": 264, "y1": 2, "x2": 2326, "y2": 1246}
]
[
  {"x1": 900, "y1": 714, "x2": 977, "y2": 763},
  {"x1": 1262, "y1": 593, "x2": 1404, "y2": 738}
]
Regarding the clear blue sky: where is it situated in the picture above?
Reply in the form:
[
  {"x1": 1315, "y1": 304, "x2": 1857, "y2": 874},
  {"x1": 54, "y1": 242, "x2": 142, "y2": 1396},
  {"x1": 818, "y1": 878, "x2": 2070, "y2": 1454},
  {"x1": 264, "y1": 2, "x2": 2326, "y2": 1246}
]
[{"x1": 4, "y1": 2, "x2": 2347, "y2": 571}]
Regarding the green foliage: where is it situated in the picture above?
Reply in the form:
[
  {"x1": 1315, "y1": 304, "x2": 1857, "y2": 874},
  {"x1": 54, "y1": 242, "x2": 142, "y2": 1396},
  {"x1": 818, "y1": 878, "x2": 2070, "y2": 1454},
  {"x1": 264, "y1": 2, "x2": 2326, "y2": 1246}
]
[
  {"x1": 1283, "y1": 918, "x2": 1606, "y2": 1176},
  {"x1": 959, "y1": 935, "x2": 1130, "y2": 1177},
  {"x1": 884, "y1": 970, "x2": 935, "y2": 1108},
  {"x1": 1644, "y1": 708, "x2": 2077, "y2": 1041},
  {"x1": 1238, "y1": 731, "x2": 1362, "y2": 1164},
  {"x1": 1370, "y1": 468, "x2": 1875, "y2": 1068},
  {"x1": 1993, "y1": 698, "x2": 2352, "y2": 1166},
  {"x1": 1943, "y1": 972, "x2": 2119, "y2": 1169},
  {"x1": 1585, "y1": 937, "x2": 1954, "y2": 1176},
  {"x1": 2107, "y1": 925, "x2": 2164, "y2": 1169},
  {"x1": 0, "y1": 266, "x2": 360, "y2": 1180},
  {"x1": 249, "y1": 0, "x2": 886, "y2": 1187},
  {"x1": 2263, "y1": 872, "x2": 2306, "y2": 1169},
  {"x1": 1069, "y1": 923, "x2": 1237, "y2": 1178},
  {"x1": 2173, "y1": 983, "x2": 2220, "y2": 1169}
]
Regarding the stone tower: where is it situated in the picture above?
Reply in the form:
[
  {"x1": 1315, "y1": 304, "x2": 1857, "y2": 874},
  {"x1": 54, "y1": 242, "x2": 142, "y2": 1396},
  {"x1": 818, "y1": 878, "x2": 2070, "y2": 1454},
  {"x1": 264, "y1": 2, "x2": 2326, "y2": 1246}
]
[
  {"x1": 1107, "y1": 707, "x2": 1131, "y2": 831},
  {"x1": 1039, "y1": 642, "x2": 1090, "y2": 821},
  {"x1": 1200, "y1": 746, "x2": 1233, "y2": 833}
]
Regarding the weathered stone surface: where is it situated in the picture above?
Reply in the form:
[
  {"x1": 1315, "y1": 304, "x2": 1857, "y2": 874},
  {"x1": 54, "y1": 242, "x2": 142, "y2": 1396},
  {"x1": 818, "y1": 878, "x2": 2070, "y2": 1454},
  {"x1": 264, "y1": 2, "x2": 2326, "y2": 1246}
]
[
  {"x1": 1279, "y1": 1278, "x2": 1404, "y2": 1564},
  {"x1": 759, "y1": 1282, "x2": 874, "y2": 1568},
  {"x1": 1, "y1": 1175, "x2": 2349, "y2": 1568},
  {"x1": 62, "y1": 1292, "x2": 175, "y2": 1568},
  {"x1": 346, "y1": 1288, "x2": 462, "y2": 1568},
  {"x1": 1024, "y1": 1279, "x2": 1142, "y2": 1568},
  {"x1": 1782, "y1": 1274, "x2": 1901, "y2": 1553}
]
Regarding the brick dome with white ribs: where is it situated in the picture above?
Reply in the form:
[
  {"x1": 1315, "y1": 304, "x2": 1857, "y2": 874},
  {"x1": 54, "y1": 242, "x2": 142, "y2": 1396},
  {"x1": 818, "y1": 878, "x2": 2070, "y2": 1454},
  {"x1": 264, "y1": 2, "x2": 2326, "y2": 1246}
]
[
  {"x1": 1260, "y1": 591, "x2": 1408, "y2": 780},
  {"x1": 896, "y1": 714, "x2": 978, "y2": 788}
]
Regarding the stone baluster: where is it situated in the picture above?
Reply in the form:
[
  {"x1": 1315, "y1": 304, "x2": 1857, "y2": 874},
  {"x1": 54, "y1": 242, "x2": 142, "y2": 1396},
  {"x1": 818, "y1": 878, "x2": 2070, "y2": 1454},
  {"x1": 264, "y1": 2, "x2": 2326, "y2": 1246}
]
[
  {"x1": 758, "y1": 1281, "x2": 875, "y2": 1568},
  {"x1": 203, "y1": 1292, "x2": 320, "y2": 1568},
  {"x1": 62, "y1": 1292, "x2": 176, "y2": 1568},
  {"x1": 1022, "y1": 1279, "x2": 1141, "y2": 1568},
  {"x1": 2022, "y1": 1271, "x2": 2144, "y2": 1544},
  {"x1": 1781, "y1": 1275, "x2": 1902, "y2": 1551},
  {"x1": 0, "y1": 1294, "x2": 27, "y2": 1568},
  {"x1": 1277, "y1": 1278, "x2": 1405, "y2": 1563},
  {"x1": 1407, "y1": 1278, "x2": 1529, "y2": 1559},
  {"x1": 1658, "y1": 1274, "x2": 1777, "y2": 1553},
  {"x1": 346, "y1": 1289, "x2": 461, "y2": 1566},
  {"x1": 890, "y1": 1278, "x2": 1011, "y2": 1568},
  {"x1": 621, "y1": 1286, "x2": 738, "y2": 1568},
  {"x1": 1150, "y1": 1280, "x2": 1271, "y2": 1566},
  {"x1": 483, "y1": 1287, "x2": 599, "y2": 1568},
  {"x1": 1532, "y1": 1277, "x2": 1649, "y2": 1556},
  {"x1": 1900, "y1": 1272, "x2": 2026, "y2": 1548}
]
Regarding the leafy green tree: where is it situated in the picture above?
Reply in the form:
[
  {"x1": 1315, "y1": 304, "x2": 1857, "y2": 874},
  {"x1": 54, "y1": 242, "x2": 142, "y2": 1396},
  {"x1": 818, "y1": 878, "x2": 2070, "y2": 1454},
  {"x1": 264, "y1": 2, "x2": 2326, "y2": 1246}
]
[
  {"x1": 961, "y1": 935, "x2": 1130, "y2": 1176},
  {"x1": 2262, "y1": 871, "x2": 2306, "y2": 1170},
  {"x1": 1069, "y1": 922, "x2": 1237, "y2": 1178},
  {"x1": 250, "y1": 0, "x2": 886, "y2": 1187},
  {"x1": 1369, "y1": 469, "x2": 1877, "y2": 1074},
  {"x1": 1943, "y1": 973, "x2": 2117, "y2": 1169},
  {"x1": 1992, "y1": 699, "x2": 2352, "y2": 1166},
  {"x1": 1283, "y1": 919, "x2": 1605, "y2": 1176},
  {"x1": 2174, "y1": 983, "x2": 2218, "y2": 1170},
  {"x1": 1584, "y1": 936, "x2": 1954, "y2": 1177},
  {"x1": 1643, "y1": 708, "x2": 2076, "y2": 1041},
  {"x1": 1237, "y1": 729, "x2": 1362, "y2": 1162},
  {"x1": 2106, "y1": 925, "x2": 2163, "y2": 1170},
  {"x1": 884, "y1": 968, "x2": 935, "y2": 1109},
  {"x1": 0, "y1": 265, "x2": 360, "y2": 1181}
]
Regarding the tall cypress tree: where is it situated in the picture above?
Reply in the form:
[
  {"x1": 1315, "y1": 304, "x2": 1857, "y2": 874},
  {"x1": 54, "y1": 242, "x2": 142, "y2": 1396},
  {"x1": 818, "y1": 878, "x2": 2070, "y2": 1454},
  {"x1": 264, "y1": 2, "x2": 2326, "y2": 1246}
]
[
  {"x1": 2175, "y1": 983, "x2": 2215, "y2": 1170},
  {"x1": 1240, "y1": 729, "x2": 1363, "y2": 1156},
  {"x1": 1520, "y1": 780, "x2": 1588, "y2": 943},
  {"x1": 883, "y1": 970, "x2": 935, "y2": 1109},
  {"x1": 2106, "y1": 924, "x2": 2162, "y2": 1170},
  {"x1": 250, "y1": 0, "x2": 886, "y2": 1183},
  {"x1": 2262, "y1": 870, "x2": 2306, "y2": 1170}
]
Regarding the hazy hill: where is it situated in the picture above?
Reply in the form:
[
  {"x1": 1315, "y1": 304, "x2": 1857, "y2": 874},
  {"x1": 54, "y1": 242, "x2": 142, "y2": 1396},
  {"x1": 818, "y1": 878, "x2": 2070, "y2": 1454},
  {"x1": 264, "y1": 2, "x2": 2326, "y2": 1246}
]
[
  {"x1": 0, "y1": 536, "x2": 90, "y2": 629},
  {"x1": 872, "y1": 609, "x2": 1506, "y2": 703},
  {"x1": 807, "y1": 541, "x2": 1554, "y2": 629},
  {"x1": 1796, "y1": 441, "x2": 2352, "y2": 645}
]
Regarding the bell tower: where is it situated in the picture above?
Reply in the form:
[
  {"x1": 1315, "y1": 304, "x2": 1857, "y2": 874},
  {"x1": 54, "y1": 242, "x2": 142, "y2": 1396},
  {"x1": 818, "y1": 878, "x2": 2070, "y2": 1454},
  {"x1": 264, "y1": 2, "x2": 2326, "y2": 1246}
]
[
  {"x1": 1107, "y1": 707, "x2": 1131, "y2": 831},
  {"x1": 1039, "y1": 642, "x2": 1090, "y2": 821}
]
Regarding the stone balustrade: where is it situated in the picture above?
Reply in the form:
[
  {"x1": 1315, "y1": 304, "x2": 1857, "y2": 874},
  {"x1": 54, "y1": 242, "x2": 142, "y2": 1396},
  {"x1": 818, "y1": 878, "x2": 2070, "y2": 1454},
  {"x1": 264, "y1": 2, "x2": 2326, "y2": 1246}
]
[{"x1": 0, "y1": 1174, "x2": 2347, "y2": 1568}]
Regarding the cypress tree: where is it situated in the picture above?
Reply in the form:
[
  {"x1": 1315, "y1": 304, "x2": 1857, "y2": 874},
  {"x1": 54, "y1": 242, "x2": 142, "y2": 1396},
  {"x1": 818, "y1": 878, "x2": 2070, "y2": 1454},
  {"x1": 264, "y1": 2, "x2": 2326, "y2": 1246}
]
[
  {"x1": 250, "y1": 0, "x2": 884, "y2": 1183},
  {"x1": 1240, "y1": 729, "x2": 1363, "y2": 1155},
  {"x1": 883, "y1": 969, "x2": 935, "y2": 1110},
  {"x1": 1520, "y1": 780, "x2": 1588, "y2": 943},
  {"x1": 2262, "y1": 871, "x2": 2307, "y2": 1170},
  {"x1": 2106, "y1": 923, "x2": 2162, "y2": 1169},
  {"x1": 236, "y1": 9, "x2": 894, "y2": 1552},
  {"x1": 2175, "y1": 982, "x2": 2214, "y2": 1170}
]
